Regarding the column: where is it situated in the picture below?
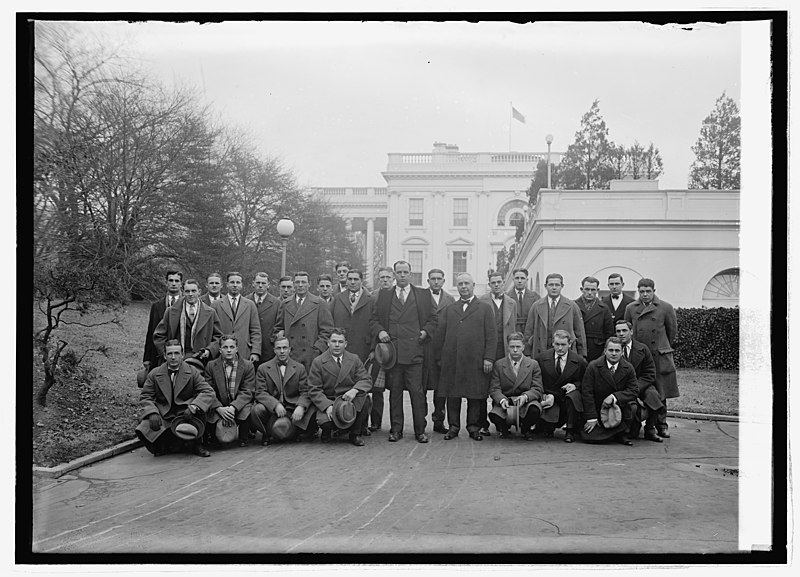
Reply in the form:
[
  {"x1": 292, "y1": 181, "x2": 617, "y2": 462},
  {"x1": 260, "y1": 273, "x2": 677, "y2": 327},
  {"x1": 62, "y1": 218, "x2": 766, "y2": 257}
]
[{"x1": 366, "y1": 218, "x2": 375, "y2": 288}]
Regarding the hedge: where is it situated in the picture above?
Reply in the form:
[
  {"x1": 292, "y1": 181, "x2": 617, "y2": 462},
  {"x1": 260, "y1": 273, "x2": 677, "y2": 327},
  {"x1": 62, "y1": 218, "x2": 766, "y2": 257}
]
[{"x1": 673, "y1": 307, "x2": 739, "y2": 370}]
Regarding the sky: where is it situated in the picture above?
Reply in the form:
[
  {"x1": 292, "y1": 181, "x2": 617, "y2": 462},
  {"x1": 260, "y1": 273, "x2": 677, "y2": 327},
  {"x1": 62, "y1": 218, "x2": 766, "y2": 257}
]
[{"x1": 58, "y1": 18, "x2": 743, "y2": 190}]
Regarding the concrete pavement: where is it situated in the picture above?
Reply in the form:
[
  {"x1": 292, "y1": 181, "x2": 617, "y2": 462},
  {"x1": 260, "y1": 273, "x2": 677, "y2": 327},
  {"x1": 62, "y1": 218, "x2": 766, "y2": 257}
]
[{"x1": 32, "y1": 396, "x2": 739, "y2": 554}]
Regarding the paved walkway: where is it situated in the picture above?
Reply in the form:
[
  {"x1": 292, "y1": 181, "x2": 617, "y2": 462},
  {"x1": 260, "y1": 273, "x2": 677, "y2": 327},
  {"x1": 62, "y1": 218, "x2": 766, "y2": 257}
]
[{"x1": 32, "y1": 396, "x2": 739, "y2": 554}]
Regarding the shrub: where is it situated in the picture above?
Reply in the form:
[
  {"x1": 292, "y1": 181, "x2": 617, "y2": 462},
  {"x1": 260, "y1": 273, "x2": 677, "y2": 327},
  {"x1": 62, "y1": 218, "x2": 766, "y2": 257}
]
[{"x1": 674, "y1": 307, "x2": 739, "y2": 370}]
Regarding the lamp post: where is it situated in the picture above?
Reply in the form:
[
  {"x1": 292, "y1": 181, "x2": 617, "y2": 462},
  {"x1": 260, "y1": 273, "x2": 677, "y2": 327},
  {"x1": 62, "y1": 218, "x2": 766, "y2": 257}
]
[
  {"x1": 277, "y1": 218, "x2": 295, "y2": 277},
  {"x1": 545, "y1": 134, "x2": 553, "y2": 189}
]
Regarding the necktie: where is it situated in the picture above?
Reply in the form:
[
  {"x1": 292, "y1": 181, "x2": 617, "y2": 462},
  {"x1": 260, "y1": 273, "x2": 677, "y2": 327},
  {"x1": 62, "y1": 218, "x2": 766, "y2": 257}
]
[
  {"x1": 187, "y1": 304, "x2": 196, "y2": 323},
  {"x1": 512, "y1": 361, "x2": 519, "y2": 376},
  {"x1": 169, "y1": 296, "x2": 176, "y2": 307},
  {"x1": 231, "y1": 296, "x2": 238, "y2": 318},
  {"x1": 350, "y1": 292, "x2": 357, "y2": 304},
  {"x1": 610, "y1": 363, "x2": 617, "y2": 374},
  {"x1": 399, "y1": 287, "x2": 406, "y2": 305},
  {"x1": 225, "y1": 362, "x2": 233, "y2": 381},
  {"x1": 169, "y1": 370, "x2": 176, "y2": 384},
  {"x1": 297, "y1": 296, "x2": 304, "y2": 308},
  {"x1": 256, "y1": 297, "x2": 262, "y2": 306},
  {"x1": 517, "y1": 291, "x2": 524, "y2": 309},
  {"x1": 624, "y1": 346, "x2": 629, "y2": 360},
  {"x1": 613, "y1": 295, "x2": 620, "y2": 300},
  {"x1": 556, "y1": 356, "x2": 563, "y2": 375},
  {"x1": 432, "y1": 290, "x2": 440, "y2": 295},
  {"x1": 336, "y1": 356, "x2": 342, "y2": 368},
  {"x1": 461, "y1": 298, "x2": 470, "y2": 311}
]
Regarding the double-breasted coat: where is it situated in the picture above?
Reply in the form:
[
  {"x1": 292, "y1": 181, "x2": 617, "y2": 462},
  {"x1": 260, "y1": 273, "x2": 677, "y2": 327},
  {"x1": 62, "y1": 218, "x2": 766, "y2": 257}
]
[
  {"x1": 480, "y1": 293, "x2": 518, "y2": 357},
  {"x1": 422, "y1": 289, "x2": 456, "y2": 391},
  {"x1": 212, "y1": 296, "x2": 262, "y2": 360},
  {"x1": 625, "y1": 339, "x2": 662, "y2": 411},
  {"x1": 136, "y1": 361, "x2": 217, "y2": 443},
  {"x1": 488, "y1": 355, "x2": 544, "y2": 421},
  {"x1": 507, "y1": 287, "x2": 540, "y2": 335},
  {"x1": 535, "y1": 348, "x2": 587, "y2": 412},
  {"x1": 275, "y1": 294, "x2": 334, "y2": 371},
  {"x1": 624, "y1": 295, "x2": 679, "y2": 399},
  {"x1": 602, "y1": 293, "x2": 634, "y2": 327},
  {"x1": 246, "y1": 292, "x2": 281, "y2": 362},
  {"x1": 330, "y1": 289, "x2": 374, "y2": 363},
  {"x1": 575, "y1": 297, "x2": 614, "y2": 362},
  {"x1": 524, "y1": 296, "x2": 587, "y2": 358},
  {"x1": 580, "y1": 357, "x2": 639, "y2": 422},
  {"x1": 153, "y1": 298, "x2": 222, "y2": 360},
  {"x1": 253, "y1": 356, "x2": 314, "y2": 429},
  {"x1": 307, "y1": 350, "x2": 373, "y2": 415},
  {"x1": 435, "y1": 297, "x2": 498, "y2": 400},
  {"x1": 203, "y1": 355, "x2": 256, "y2": 423}
]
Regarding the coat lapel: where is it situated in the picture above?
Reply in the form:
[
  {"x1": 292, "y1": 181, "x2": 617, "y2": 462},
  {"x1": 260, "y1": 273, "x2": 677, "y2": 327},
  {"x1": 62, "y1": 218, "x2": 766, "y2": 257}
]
[
  {"x1": 461, "y1": 298, "x2": 479, "y2": 321},
  {"x1": 335, "y1": 354, "x2": 353, "y2": 386},
  {"x1": 212, "y1": 361, "x2": 229, "y2": 404},
  {"x1": 218, "y1": 298, "x2": 234, "y2": 322},
  {"x1": 502, "y1": 295, "x2": 515, "y2": 326},
  {"x1": 291, "y1": 298, "x2": 315, "y2": 325},
  {"x1": 173, "y1": 365, "x2": 193, "y2": 400},
  {"x1": 553, "y1": 299, "x2": 570, "y2": 323},
  {"x1": 515, "y1": 358, "x2": 532, "y2": 388}
]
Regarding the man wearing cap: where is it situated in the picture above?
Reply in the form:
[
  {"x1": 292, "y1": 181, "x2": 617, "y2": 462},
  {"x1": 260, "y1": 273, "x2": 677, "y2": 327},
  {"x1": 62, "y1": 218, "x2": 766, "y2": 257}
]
[
  {"x1": 602, "y1": 273, "x2": 634, "y2": 327},
  {"x1": 488, "y1": 332, "x2": 543, "y2": 440},
  {"x1": 371, "y1": 260, "x2": 437, "y2": 443},
  {"x1": 211, "y1": 272, "x2": 262, "y2": 363},
  {"x1": 200, "y1": 272, "x2": 224, "y2": 306},
  {"x1": 422, "y1": 268, "x2": 455, "y2": 434},
  {"x1": 575, "y1": 276, "x2": 614, "y2": 362},
  {"x1": 251, "y1": 336, "x2": 315, "y2": 445},
  {"x1": 246, "y1": 272, "x2": 282, "y2": 365},
  {"x1": 624, "y1": 278, "x2": 679, "y2": 438},
  {"x1": 524, "y1": 273, "x2": 587, "y2": 359},
  {"x1": 203, "y1": 335, "x2": 257, "y2": 447},
  {"x1": 307, "y1": 328, "x2": 372, "y2": 446},
  {"x1": 580, "y1": 337, "x2": 639, "y2": 445},
  {"x1": 435, "y1": 273, "x2": 497, "y2": 441},
  {"x1": 142, "y1": 269, "x2": 183, "y2": 371},
  {"x1": 153, "y1": 278, "x2": 222, "y2": 366},
  {"x1": 507, "y1": 268, "x2": 540, "y2": 335},
  {"x1": 534, "y1": 330, "x2": 588, "y2": 443},
  {"x1": 136, "y1": 340, "x2": 217, "y2": 457},
  {"x1": 615, "y1": 319, "x2": 663, "y2": 443}
]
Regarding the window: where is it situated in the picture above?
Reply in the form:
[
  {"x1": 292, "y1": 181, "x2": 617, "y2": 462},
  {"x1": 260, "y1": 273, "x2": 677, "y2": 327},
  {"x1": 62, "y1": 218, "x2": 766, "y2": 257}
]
[
  {"x1": 408, "y1": 251, "x2": 423, "y2": 286},
  {"x1": 452, "y1": 251, "x2": 467, "y2": 280},
  {"x1": 703, "y1": 268, "x2": 740, "y2": 301},
  {"x1": 453, "y1": 199, "x2": 468, "y2": 227},
  {"x1": 509, "y1": 211, "x2": 525, "y2": 230},
  {"x1": 408, "y1": 198, "x2": 424, "y2": 226},
  {"x1": 497, "y1": 199, "x2": 527, "y2": 226}
]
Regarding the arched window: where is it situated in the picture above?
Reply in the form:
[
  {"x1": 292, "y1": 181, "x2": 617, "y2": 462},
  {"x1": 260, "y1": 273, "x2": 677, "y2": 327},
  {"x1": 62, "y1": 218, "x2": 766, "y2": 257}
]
[
  {"x1": 497, "y1": 200, "x2": 527, "y2": 227},
  {"x1": 702, "y1": 268, "x2": 740, "y2": 301}
]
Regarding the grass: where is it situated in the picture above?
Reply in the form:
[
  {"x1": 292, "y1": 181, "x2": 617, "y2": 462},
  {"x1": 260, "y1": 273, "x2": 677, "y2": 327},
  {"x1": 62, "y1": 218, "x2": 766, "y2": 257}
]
[{"x1": 30, "y1": 301, "x2": 739, "y2": 467}]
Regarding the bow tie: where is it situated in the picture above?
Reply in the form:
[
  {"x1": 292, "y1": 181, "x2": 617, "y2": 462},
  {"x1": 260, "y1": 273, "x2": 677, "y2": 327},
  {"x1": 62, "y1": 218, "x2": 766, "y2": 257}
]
[
  {"x1": 224, "y1": 360, "x2": 235, "y2": 367},
  {"x1": 612, "y1": 295, "x2": 620, "y2": 299},
  {"x1": 461, "y1": 298, "x2": 471, "y2": 304},
  {"x1": 277, "y1": 360, "x2": 288, "y2": 367},
  {"x1": 431, "y1": 290, "x2": 440, "y2": 295}
]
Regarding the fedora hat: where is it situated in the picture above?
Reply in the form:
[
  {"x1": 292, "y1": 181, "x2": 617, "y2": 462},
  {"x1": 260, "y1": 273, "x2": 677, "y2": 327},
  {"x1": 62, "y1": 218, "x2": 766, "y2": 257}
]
[
  {"x1": 269, "y1": 415, "x2": 297, "y2": 441},
  {"x1": 184, "y1": 357, "x2": 205, "y2": 372},
  {"x1": 331, "y1": 396, "x2": 357, "y2": 429},
  {"x1": 600, "y1": 403, "x2": 622, "y2": 429},
  {"x1": 171, "y1": 413, "x2": 206, "y2": 441},
  {"x1": 374, "y1": 342, "x2": 396, "y2": 371},
  {"x1": 215, "y1": 419, "x2": 239, "y2": 443},
  {"x1": 505, "y1": 404, "x2": 521, "y2": 430},
  {"x1": 136, "y1": 367, "x2": 148, "y2": 388},
  {"x1": 540, "y1": 404, "x2": 561, "y2": 424}
]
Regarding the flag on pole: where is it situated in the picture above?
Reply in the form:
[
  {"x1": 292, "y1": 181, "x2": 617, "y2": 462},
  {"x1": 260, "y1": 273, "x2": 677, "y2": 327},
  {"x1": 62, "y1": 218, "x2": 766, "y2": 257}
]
[{"x1": 511, "y1": 105, "x2": 526, "y2": 124}]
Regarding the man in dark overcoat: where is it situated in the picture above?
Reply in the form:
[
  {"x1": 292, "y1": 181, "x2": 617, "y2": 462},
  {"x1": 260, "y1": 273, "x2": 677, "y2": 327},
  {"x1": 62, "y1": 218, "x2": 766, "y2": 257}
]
[
  {"x1": 575, "y1": 276, "x2": 614, "y2": 362},
  {"x1": 422, "y1": 268, "x2": 455, "y2": 434},
  {"x1": 601, "y1": 273, "x2": 634, "y2": 326},
  {"x1": 211, "y1": 272, "x2": 262, "y2": 363},
  {"x1": 142, "y1": 269, "x2": 183, "y2": 371},
  {"x1": 370, "y1": 260, "x2": 437, "y2": 443},
  {"x1": 507, "y1": 267, "x2": 540, "y2": 335},
  {"x1": 435, "y1": 273, "x2": 497, "y2": 441},
  {"x1": 246, "y1": 272, "x2": 281, "y2": 366},
  {"x1": 524, "y1": 273, "x2": 587, "y2": 359},
  {"x1": 624, "y1": 277, "x2": 679, "y2": 438},
  {"x1": 614, "y1": 320, "x2": 662, "y2": 442},
  {"x1": 331, "y1": 270, "x2": 374, "y2": 362}
]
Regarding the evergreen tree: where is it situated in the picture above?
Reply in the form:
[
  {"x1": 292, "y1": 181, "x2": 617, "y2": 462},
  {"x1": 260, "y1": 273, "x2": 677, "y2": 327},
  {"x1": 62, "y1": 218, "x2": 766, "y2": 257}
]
[
  {"x1": 558, "y1": 100, "x2": 615, "y2": 190},
  {"x1": 688, "y1": 92, "x2": 741, "y2": 189}
]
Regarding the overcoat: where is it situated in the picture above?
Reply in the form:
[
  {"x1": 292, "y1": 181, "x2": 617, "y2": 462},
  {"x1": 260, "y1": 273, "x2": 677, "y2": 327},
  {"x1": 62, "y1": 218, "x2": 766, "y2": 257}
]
[
  {"x1": 143, "y1": 296, "x2": 170, "y2": 367},
  {"x1": 153, "y1": 298, "x2": 222, "y2": 360},
  {"x1": 330, "y1": 289, "x2": 375, "y2": 362},
  {"x1": 488, "y1": 355, "x2": 544, "y2": 421},
  {"x1": 624, "y1": 295, "x2": 679, "y2": 399},
  {"x1": 535, "y1": 348, "x2": 587, "y2": 412},
  {"x1": 253, "y1": 356, "x2": 314, "y2": 429},
  {"x1": 575, "y1": 297, "x2": 614, "y2": 362},
  {"x1": 626, "y1": 339, "x2": 662, "y2": 411},
  {"x1": 602, "y1": 293, "x2": 634, "y2": 326},
  {"x1": 480, "y1": 293, "x2": 518, "y2": 357},
  {"x1": 203, "y1": 355, "x2": 256, "y2": 423},
  {"x1": 580, "y1": 357, "x2": 639, "y2": 422},
  {"x1": 275, "y1": 294, "x2": 334, "y2": 371},
  {"x1": 246, "y1": 292, "x2": 281, "y2": 362},
  {"x1": 422, "y1": 289, "x2": 456, "y2": 391},
  {"x1": 507, "y1": 287, "x2": 540, "y2": 335},
  {"x1": 212, "y1": 297, "x2": 262, "y2": 360},
  {"x1": 135, "y1": 361, "x2": 217, "y2": 443},
  {"x1": 370, "y1": 285, "x2": 437, "y2": 365},
  {"x1": 435, "y1": 298, "x2": 498, "y2": 400},
  {"x1": 524, "y1": 296, "x2": 587, "y2": 358},
  {"x1": 307, "y1": 350, "x2": 373, "y2": 414}
]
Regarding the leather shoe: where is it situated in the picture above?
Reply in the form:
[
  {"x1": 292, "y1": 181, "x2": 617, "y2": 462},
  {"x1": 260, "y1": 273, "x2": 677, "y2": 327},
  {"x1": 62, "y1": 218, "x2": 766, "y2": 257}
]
[
  {"x1": 321, "y1": 428, "x2": 332, "y2": 443},
  {"x1": 564, "y1": 432, "x2": 575, "y2": 443},
  {"x1": 239, "y1": 440, "x2": 249, "y2": 447},
  {"x1": 368, "y1": 425, "x2": 381, "y2": 432},
  {"x1": 261, "y1": 438, "x2": 271, "y2": 447},
  {"x1": 388, "y1": 431, "x2": 403, "y2": 442},
  {"x1": 615, "y1": 435, "x2": 633, "y2": 446},
  {"x1": 656, "y1": 427, "x2": 670, "y2": 438},
  {"x1": 362, "y1": 428, "x2": 372, "y2": 437},
  {"x1": 191, "y1": 444, "x2": 211, "y2": 457},
  {"x1": 416, "y1": 433, "x2": 429, "y2": 443},
  {"x1": 522, "y1": 431, "x2": 535, "y2": 441},
  {"x1": 443, "y1": 430, "x2": 458, "y2": 440},
  {"x1": 478, "y1": 428, "x2": 491, "y2": 436},
  {"x1": 433, "y1": 423, "x2": 448, "y2": 434},
  {"x1": 644, "y1": 430, "x2": 664, "y2": 443},
  {"x1": 469, "y1": 432, "x2": 483, "y2": 441},
  {"x1": 349, "y1": 434, "x2": 365, "y2": 447},
  {"x1": 499, "y1": 430, "x2": 512, "y2": 439}
]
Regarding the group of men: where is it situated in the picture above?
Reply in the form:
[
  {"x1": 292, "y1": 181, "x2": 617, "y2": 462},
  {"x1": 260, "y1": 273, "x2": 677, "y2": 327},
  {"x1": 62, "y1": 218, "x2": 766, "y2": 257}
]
[{"x1": 137, "y1": 261, "x2": 679, "y2": 457}]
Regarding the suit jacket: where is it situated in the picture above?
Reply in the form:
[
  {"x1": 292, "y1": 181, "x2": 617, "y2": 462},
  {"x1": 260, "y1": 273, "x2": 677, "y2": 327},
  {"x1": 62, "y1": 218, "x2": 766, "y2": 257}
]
[
  {"x1": 275, "y1": 293, "x2": 334, "y2": 371},
  {"x1": 143, "y1": 296, "x2": 170, "y2": 366},
  {"x1": 423, "y1": 289, "x2": 456, "y2": 391},
  {"x1": 507, "y1": 287, "x2": 540, "y2": 335},
  {"x1": 135, "y1": 361, "x2": 216, "y2": 443},
  {"x1": 488, "y1": 355, "x2": 544, "y2": 420},
  {"x1": 330, "y1": 289, "x2": 374, "y2": 362},
  {"x1": 624, "y1": 295, "x2": 679, "y2": 399},
  {"x1": 153, "y1": 298, "x2": 222, "y2": 360},
  {"x1": 246, "y1": 292, "x2": 281, "y2": 362},
  {"x1": 580, "y1": 357, "x2": 639, "y2": 422},
  {"x1": 524, "y1": 295, "x2": 587, "y2": 359},
  {"x1": 625, "y1": 339, "x2": 662, "y2": 411},
  {"x1": 575, "y1": 297, "x2": 614, "y2": 362},
  {"x1": 200, "y1": 293, "x2": 224, "y2": 307},
  {"x1": 203, "y1": 355, "x2": 256, "y2": 422},
  {"x1": 212, "y1": 296, "x2": 262, "y2": 359},
  {"x1": 370, "y1": 285, "x2": 437, "y2": 365},
  {"x1": 253, "y1": 356, "x2": 314, "y2": 429},
  {"x1": 307, "y1": 350, "x2": 372, "y2": 413},
  {"x1": 535, "y1": 348, "x2": 587, "y2": 410},
  {"x1": 435, "y1": 297, "x2": 497, "y2": 399},
  {"x1": 602, "y1": 293, "x2": 634, "y2": 326},
  {"x1": 480, "y1": 293, "x2": 518, "y2": 357}
]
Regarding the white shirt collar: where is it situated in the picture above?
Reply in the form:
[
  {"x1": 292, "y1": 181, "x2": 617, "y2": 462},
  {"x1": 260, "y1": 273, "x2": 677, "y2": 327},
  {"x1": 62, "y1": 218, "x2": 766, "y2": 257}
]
[
  {"x1": 549, "y1": 296, "x2": 560, "y2": 306},
  {"x1": 396, "y1": 285, "x2": 408, "y2": 298},
  {"x1": 607, "y1": 360, "x2": 619, "y2": 371}
]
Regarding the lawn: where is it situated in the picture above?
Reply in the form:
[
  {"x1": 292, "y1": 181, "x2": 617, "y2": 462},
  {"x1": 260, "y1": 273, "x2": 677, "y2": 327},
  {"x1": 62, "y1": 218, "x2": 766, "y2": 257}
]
[{"x1": 30, "y1": 301, "x2": 740, "y2": 467}]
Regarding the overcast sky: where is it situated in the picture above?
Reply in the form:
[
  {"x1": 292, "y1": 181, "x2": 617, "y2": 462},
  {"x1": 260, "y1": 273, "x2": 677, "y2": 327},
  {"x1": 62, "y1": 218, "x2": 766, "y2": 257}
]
[{"x1": 63, "y1": 18, "x2": 742, "y2": 190}]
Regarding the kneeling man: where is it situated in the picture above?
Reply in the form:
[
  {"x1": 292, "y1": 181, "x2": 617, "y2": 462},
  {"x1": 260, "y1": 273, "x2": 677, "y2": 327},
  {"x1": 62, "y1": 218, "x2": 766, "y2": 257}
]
[
  {"x1": 251, "y1": 336, "x2": 316, "y2": 445},
  {"x1": 136, "y1": 340, "x2": 217, "y2": 457},
  {"x1": 203, "y1": 334, "x2": 257, "y2": 447},
  {"x1": 488, "y1": 332, "x2": 544, "y2": 440},
  {"x1": 307, "y1": 328, "x2": 373, "y2": 446}
]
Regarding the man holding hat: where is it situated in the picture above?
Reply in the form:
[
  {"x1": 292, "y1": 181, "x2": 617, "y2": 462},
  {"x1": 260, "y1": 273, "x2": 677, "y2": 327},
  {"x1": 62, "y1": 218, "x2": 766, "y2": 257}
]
[
  {"x1": 251, "y1": 336, "x2": 316, "y2": 445},
  {"x1": 136, "y1": 340, "x2": 217, "y2": 457},
  {"x1": 580, "y1": 337, "x2": 639, "y2": 445},
  {"x1": 488, "y1": 332, "x2": 543, "y2": 440},
  {"x1": 203, "y1": 335, "x2": 257, "y2": 447},
  {"x1": 307, "y1": 328, "x2": 372, "y2": 446}
]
